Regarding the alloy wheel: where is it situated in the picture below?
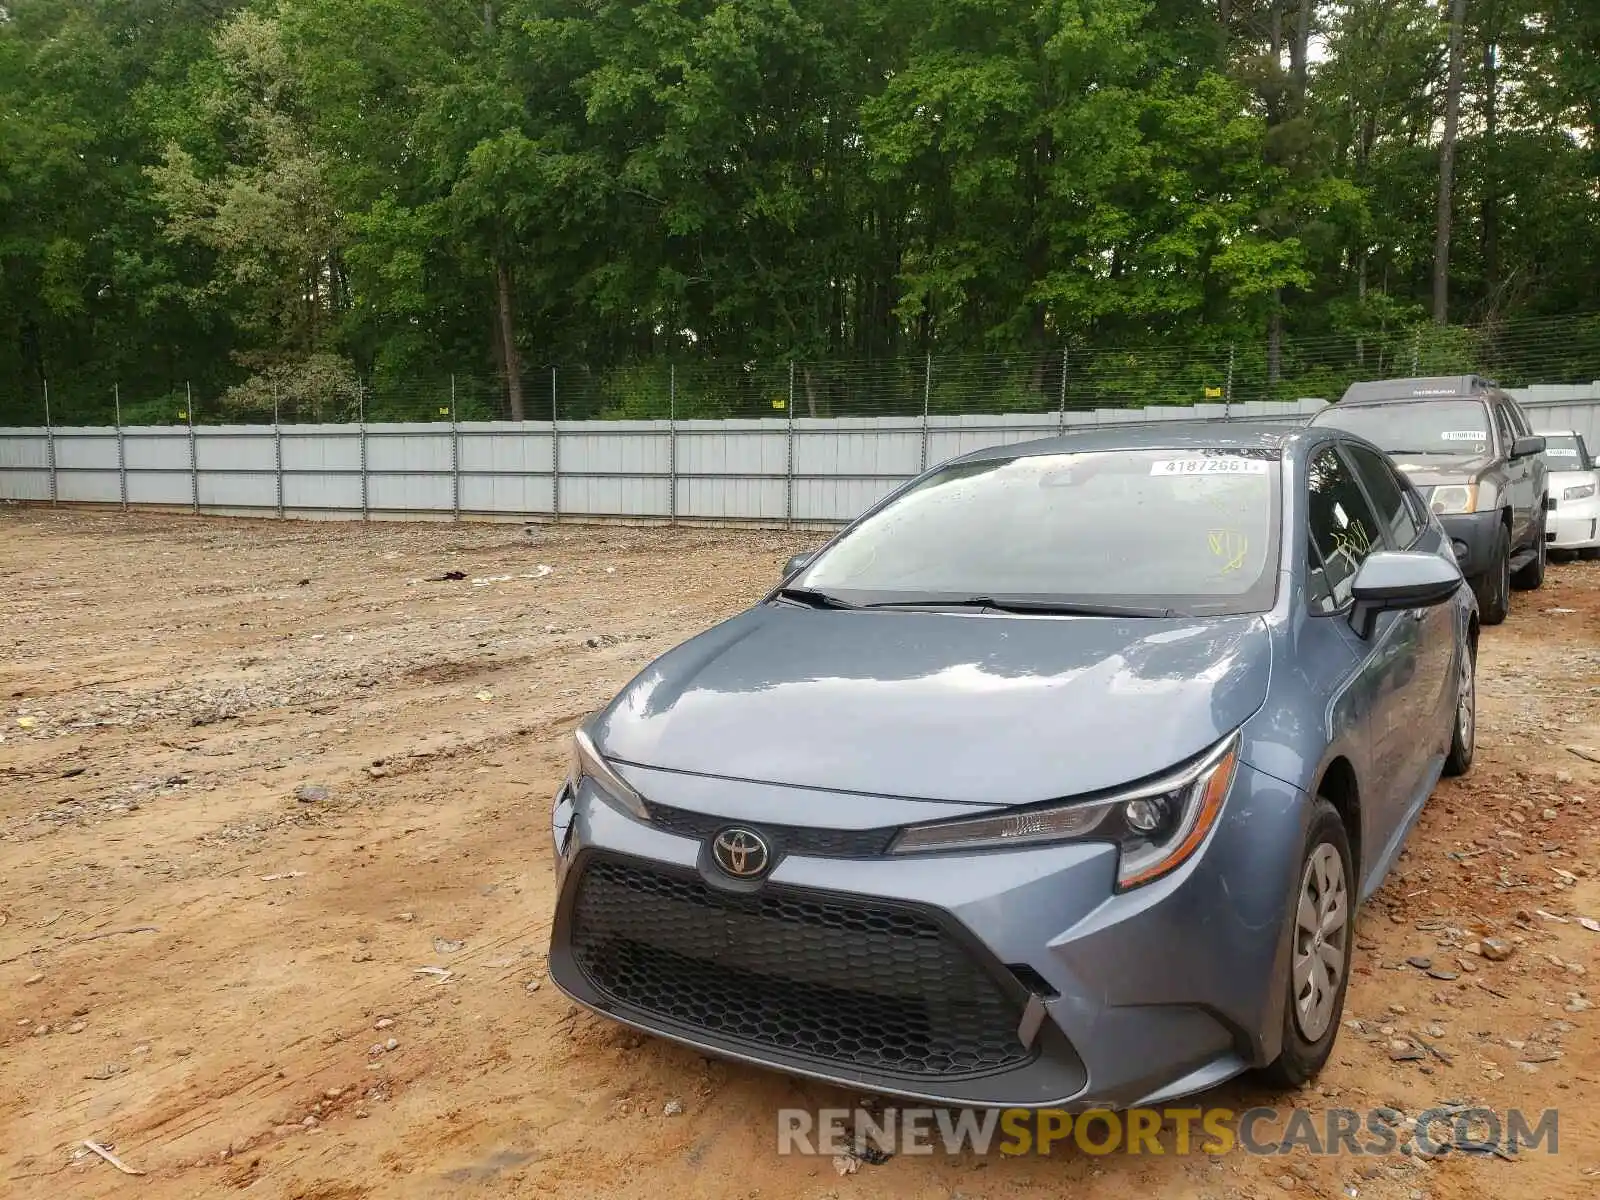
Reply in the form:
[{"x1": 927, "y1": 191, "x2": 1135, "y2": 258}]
[
  {"x1": 1457, "y1": 644, "x2": 1475, "y2": 753},
  {"x1": 1292, "y1": 843, "x2": 1349, "y2": 1043}
]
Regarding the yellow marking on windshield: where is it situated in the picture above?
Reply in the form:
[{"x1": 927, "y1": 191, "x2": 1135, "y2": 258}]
[{"x1": 1208, "y1": 529, "x2": 1250, "y2": 572}]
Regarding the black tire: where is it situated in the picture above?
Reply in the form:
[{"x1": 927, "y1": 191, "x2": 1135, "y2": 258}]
[
  {"x1": 1471, "y1": 524, "x2": 1511, "y2": 625},
  {"x1": 1260, "y1": 799, "x2": 1356, "y2": 1090},
  {"x1": 1443, "y1": 632, "x2": 1476, "y2": 777},
  {"x1": 1582, "y1": 547, "x2": 1600, "y2": 562},
  {"x1": 1511, "y1": 512, "x2": 1546, "y2": 590}
]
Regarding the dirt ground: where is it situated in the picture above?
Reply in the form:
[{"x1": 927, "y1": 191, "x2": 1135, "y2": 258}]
[{"x1": 1, "y1": 508, "x2": 1597, "y2": 1200}]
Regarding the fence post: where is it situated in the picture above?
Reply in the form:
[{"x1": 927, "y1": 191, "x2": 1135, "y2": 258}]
[
  {"x1": 550, "y1": 366, "x2": 560, "y2": 523},
  {"x1": 450, "y1": 375, "x2": 460, "y2": 522},
  {"x1": 186, "y1": 381, "x2": 198, "y2": 514},
  {"x1": 920, "y1": 353, "x2": 932, "y2": 473},
  {"x1": 786, "y1": 361, "x2": 796, "y2": 529},
  {"x1": 114, "y1": 383, "x2": 127, "y2": 512},
  {"x1": 43, "y1": 379, "x2": 56, "y2": 507},
  {"x1": 1224, "y1": 345, "x2": 1236, "y2": 420},
  {"x1": 668, "y1": 364, "x2": 678, "y2": 524},
  {"x1": 273, "y1": 383, "x2": 284, "y2": 520},
  {"x1": 1057, "y1": 346, "x2": 1068, "y2": 435},
  {"x1": 357, "y1": 379, "x2": 369, "y2": 521}
]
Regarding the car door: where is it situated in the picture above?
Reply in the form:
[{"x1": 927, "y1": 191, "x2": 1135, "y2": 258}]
[
  {"x1": 1343, "y1": 441, "x2": 1454, "y2": 801},
  {"x1": 1305, "y1": 444, "x2": 1410, "y2": 869},
  {"x1": 1493, "y1": 400, "x2": 1533, "y2": 542}
]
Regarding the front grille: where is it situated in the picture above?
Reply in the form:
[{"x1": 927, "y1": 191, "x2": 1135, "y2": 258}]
[
  {"x1": 570, "y1": 857, "x2": 1031, "y2": 1077},
  {"x1": 646, "y1": 803, "x2": 893, "y2": 858}
]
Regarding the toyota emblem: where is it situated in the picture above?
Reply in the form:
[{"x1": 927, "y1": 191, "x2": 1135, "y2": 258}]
[{"x1": 711, "y1": 827, "x2": 772, "y2": 879}]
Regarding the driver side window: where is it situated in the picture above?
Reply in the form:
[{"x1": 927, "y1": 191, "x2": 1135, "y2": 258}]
[{"x1": 1306, "y1": 447, "x2": 1383, "y2": 615}]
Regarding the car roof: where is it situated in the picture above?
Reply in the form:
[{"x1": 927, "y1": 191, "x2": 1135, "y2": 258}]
[
  {"x1": 952, "y1": 421, "x2": 1334, "y2": 465},
  {"x1": 1337, "y1": 375, "x2": 1500, "y2": 405}
]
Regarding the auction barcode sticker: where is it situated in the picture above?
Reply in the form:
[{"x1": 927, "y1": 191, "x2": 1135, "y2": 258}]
[
  {"x1": 1150, "y1": 457, "x2": 1269, "y2": 476},
  {"x1": 1440, "y1": 431, "x2": 1488, "y2": 441}
]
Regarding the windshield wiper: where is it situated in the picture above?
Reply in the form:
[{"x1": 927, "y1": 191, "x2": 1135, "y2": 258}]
[
  {"x1": 774, "y1": 585, "x2": 859, "y2": 610},
  {"x1": 859, "y1": 596, "x2": 1174, "y2": 617}
]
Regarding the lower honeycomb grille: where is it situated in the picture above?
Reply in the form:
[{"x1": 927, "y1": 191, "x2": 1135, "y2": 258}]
[{"x1": 569, "y1": 857, "x2": 1032, "y2": 1077}]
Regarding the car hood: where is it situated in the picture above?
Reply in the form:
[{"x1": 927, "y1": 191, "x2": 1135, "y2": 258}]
[
  {"x1": 1388, "y1": 452, "x2": 1497, "y2": 489},
  {"x1": 1548, "y1": 468, "x2": 1598, "y2": 490},
  {"x1": 590, "y1": 605, "x2": 1272, "y2": 807}
]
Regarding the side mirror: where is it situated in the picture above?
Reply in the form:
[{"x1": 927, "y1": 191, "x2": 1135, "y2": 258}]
[
  {"x1": 1512, "y1": 434, "x2": 1546, "y2": 459},
  {"x1": 782, "y1": 552, "x2": 813, "y2": 580},
  {"x1": 1348, "y1": 551, "x2": 1462, "y2": 639}
]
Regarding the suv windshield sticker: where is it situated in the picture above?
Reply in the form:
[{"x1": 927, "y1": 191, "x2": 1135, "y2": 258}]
[
  {"x1": 1546, "y1": 447, "x2": 1579, "y2": 457},
  {"x1": 1440, "y1": 431, "x2": 1489, "y2": 441},
  {"x1": 1150, "y1": 458, "x2": 1269, "y2": 476}
]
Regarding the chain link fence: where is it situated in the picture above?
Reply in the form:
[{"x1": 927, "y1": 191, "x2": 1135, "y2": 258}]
[{"x1": 5, "y1": 312, "x2": 1599, "y2": 427}]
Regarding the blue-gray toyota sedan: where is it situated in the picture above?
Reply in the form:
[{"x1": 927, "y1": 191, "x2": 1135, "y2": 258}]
[{"x1": 547, "y1": 423, "x2": 1478, "y2": 1110}]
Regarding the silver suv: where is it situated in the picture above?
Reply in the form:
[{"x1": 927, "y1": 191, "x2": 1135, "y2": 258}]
[{"x1": 1308, "y1": 375, "x2": 1548, "y2": 624}]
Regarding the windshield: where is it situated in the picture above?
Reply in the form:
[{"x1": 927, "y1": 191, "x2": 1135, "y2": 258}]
[
  {"x1": 791, "y1": 448, "x2": 1282, "y2": 616},
  {"x1": 1542, "y1": 434, "x2": 1591, "y2": 469},
  {"x1": 1314, "y1": 399, "x2": 1493, "y2": 456}
]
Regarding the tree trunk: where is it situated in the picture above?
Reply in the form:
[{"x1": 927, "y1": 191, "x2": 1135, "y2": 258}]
[
  {"x1": 1432, "y1": 0, "x2": 1468, "y2": 325},
  {"x1": 1267, "y1": 295, "x2": 1283, "y2": 391},
  {"x1": 1480, "y1": 17, "x2": 1500, "y2": 309},
  {"x1": 495, "y1": 259, "x2": 525, "y2": 421},
  {"x1": 1290, "y1": 0, "x2": 1313, "y2": 108}
]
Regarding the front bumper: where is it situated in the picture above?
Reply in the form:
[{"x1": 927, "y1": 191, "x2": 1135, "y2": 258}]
[
  {"x1": 1437, "y1": 510, "x2": 1504, "y2": 577},
  {"x1": 546, "y1": 763, "x2": 1309, "y2": 1111},
  {"x1": 1547, "y1": 493, "x2": 1600, "y2": 549}
]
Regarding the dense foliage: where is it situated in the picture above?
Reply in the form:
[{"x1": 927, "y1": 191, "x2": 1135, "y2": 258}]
[{"x1": 2, "y1": 1, "x2": 1598, "y2": 421}]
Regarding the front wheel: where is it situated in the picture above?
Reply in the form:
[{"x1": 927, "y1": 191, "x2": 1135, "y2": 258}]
[
  {"x1": 1443, "y1": 633, "x2": 1476, "y2": 776},
  {"x1": 1260, "y1": 799, "x2": 1355, "y2": 1090},
  {"x1": 1471, "y1": 524, "x2": 1511, "y2": 625}
]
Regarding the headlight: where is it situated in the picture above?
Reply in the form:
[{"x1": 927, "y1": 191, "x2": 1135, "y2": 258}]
[
  {"x1": 1430, "y1": 484, "x2": 1479, "y2": 515},
  {"x1": 1564, "y1": 484, "x2": 1596, "y2": 502},
  {"x1": 887, "y1": 733, "x2": 1239, "y2": 891},
  {"x1": 567, "y1": 726, "x2": 651, "y2": 822}
]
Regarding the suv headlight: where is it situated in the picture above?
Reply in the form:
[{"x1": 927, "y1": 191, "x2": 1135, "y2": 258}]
[
  {"x1": 1430, "y1": 484, "x2": 1479, "y2": 515},
  {"x1": 1564, "y1": 483, "x2": 1596, "y2": 502},
  {"x1": 568, "y1": 727, "x2": 651, "y2": 821},
  {"x1": 887, "y1": 732, "x2": 1239, "y2": 891}
]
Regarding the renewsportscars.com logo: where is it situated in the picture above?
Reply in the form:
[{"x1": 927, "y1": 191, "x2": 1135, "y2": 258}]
[{"x1": 777, "y1": 1105, "x2": 1559, "y2": 1158}]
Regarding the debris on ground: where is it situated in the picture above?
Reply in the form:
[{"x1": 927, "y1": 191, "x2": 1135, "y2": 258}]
[
  {"x1": 82, "y1": 1140, "x2": 146, "y2": 1176},
  {"x1": 432, "y1": 937, "x2": 465, "y2": 955},
  {"x1": 294, "y1": 784, "x2": 331, "y2": 803}
]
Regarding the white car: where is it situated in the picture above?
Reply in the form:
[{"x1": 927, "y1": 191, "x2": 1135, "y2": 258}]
[{"x1": 1539, "y1": 430, "x2": 1600, "y2": 558}]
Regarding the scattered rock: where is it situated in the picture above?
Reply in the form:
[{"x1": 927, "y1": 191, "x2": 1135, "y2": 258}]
[
  {"x1": 1406, "y1": 956, "x2": 1433, "y2": 970},
  {"x1": 384, "y1": 1037, "x2": 399, "y2": 1052},
  {"x1": 59, "y1": 765, "x2": 86, "y2": 779},
  {"x1": 325, "y1": 1088, "x2": 343, "y2": 1100},
  {"x1": 432, "y1": 937, "x2": 464, "y2": 955},
  {"x1": 294, "y1": 784, "x2": 331, "y2": 803},
  {"x1": 302, "y1": 1115, "x2": 318, "y2": 1128},
  {"x1": 1388, "y1": 1040, "x2": 1425, "y2": 1061},
  {"x1": 832, "y1": 1154, "x2": 861, "y2": 1176},
  {"x1": 1427, "y1": 968, "x2": 1459, "y2": 981},
  {"x1": 1581, "y1": 917, "x2": 1600, "y2": 933},
  {"x1": 663, "y1": 1099, "x2": 684, "y2": 1116},
  {"x1": 395, "y1": 912, "x2": 415, "y2": 923},
  {"x1": 374, "y1": 1018, "x2": 394, "y2": 1030},
  {"x1": 67, "y1": 1021, "x2": 86, "y2": 1034},
  {"x1": 1567, "y1": 745, "x2": 1600, "y2": 764},
  {"x1": 525, "y1": 978, "x2": 541, "y2": 993},
  {"x1": 23, "y1": 972, "x2": 42, "y2": 986},
  {"x1": 1565, "y1": 996, "x2": 1593, "y2": 1013},
  {"x1": 1480, "y1": 937, "x2": 1514, "y2": 961}
]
